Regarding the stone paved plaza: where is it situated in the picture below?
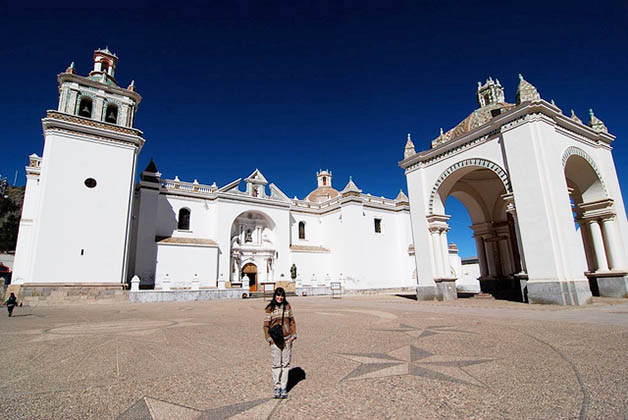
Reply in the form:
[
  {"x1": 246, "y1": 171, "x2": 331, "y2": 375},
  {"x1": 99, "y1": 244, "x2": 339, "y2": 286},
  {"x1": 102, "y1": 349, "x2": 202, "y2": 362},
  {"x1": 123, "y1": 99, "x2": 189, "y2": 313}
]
[{"x1": 1, "y1": 295, "x2": 628, "y2": 419}]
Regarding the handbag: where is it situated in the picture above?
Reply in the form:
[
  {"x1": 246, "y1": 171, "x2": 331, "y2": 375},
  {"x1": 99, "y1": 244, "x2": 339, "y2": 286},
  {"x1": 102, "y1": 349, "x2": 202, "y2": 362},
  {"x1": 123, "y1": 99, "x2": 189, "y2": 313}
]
[{"x1": 269, "y1": 305, "x2": 285, "y2": 344}]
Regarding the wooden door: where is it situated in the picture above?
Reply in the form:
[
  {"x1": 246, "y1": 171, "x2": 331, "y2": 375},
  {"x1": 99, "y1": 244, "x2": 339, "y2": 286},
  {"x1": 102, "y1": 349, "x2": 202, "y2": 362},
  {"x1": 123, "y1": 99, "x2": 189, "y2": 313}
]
[{"x1": 242, "y1": 263, "x2": 257, "y2": 292}]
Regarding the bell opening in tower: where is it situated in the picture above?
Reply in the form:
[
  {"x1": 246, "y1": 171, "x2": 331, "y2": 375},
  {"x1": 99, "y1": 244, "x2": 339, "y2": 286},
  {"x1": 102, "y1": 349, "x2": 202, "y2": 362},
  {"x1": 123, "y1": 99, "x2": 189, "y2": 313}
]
[{"x1": 78, "y1": 97, "x2": 92, "y2": 118}]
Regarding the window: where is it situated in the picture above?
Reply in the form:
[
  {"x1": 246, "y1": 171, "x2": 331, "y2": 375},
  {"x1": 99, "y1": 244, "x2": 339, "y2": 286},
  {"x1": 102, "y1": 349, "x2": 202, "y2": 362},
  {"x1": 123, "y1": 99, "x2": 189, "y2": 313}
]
[
  {"x1": 78, "y1": 97, "x2": 92, "y2": 118},
  {"x1": 374, "y1": 218, "x2": 382, "y2": 233},
  {"x1": 105, "y1": 104, "x2": 118, "y2": 124},
  {"x1": 298, "y1": 221, "x2": 306, "y2": 239},
  {"x1": 84, "y1": 178, "x2": 97, "y2": 188},
  {"x1": 322, "y1": 176, "x2": 327, "y2": 186},
  {"x1": 178, "y1": 208, "x2": 191, "y2": 230},
  {"x1": 100, "y1": 61, "x2": 109, "y2": 74}
]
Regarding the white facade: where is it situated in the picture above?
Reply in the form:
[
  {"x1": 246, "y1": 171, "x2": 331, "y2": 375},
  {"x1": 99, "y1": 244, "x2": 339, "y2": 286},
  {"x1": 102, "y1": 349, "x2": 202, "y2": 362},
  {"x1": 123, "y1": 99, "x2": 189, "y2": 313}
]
[
  {"x1": 13, "y1": 49, "x2": 433, "y2": 294},
  {"x1": 12, "y1": 49, "x2": 144, "y2": 286},
  {"x1": 400, "y1": 76, "x2": 628, "y2": 305},
  {"x1": 129, "y1": 166, "x2": 419, "y2": 292}
]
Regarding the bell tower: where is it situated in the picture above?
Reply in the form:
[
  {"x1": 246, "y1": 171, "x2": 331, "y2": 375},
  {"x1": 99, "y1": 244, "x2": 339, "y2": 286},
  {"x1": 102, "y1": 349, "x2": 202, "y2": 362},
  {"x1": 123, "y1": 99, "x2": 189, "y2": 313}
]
[
  {"x1": 12, "y1": 48, "x2": 145, "y2": 287},
  {"x1": 316, "y1": 169, "x2": 332, "y2": 187}
]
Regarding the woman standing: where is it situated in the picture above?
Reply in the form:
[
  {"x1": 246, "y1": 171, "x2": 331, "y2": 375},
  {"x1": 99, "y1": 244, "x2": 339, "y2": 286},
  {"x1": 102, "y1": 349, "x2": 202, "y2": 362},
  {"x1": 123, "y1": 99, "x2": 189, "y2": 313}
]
[{"x1": 263, "y1": 287, "x2": 297, "y2": 399}]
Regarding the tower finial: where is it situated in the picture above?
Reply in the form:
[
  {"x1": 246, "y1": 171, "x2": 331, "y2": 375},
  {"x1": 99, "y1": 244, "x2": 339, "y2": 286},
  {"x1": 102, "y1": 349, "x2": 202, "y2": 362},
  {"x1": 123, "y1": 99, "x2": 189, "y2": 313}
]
[
  {"x1": 65, "y1": 61, "x2": 76, "y2": 74},
  {"x1": 404, "y1": 132, "x2": 416, "y2": 159},
  {"x1": 516, "y1": 74, "x2": 540, "y2": 105},
  {"x1": 587, "y1": 108, "x2": 608, "y2": 133}
]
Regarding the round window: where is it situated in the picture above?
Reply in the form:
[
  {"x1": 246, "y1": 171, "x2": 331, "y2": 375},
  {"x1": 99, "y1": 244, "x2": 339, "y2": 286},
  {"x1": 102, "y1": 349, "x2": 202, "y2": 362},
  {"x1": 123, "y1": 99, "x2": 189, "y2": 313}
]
[{"x1": 84, "y1": 178, "x2": 97, "y2": 188}]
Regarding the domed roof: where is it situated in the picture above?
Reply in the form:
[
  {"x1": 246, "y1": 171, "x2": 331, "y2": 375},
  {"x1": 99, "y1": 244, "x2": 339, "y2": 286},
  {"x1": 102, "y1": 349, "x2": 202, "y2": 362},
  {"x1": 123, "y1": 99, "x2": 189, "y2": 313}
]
[
  {"x1": 305, "y1": 186, "x2": 340, "y2": 203},
  {"x1": 432, "y1": 101, "x2": 515, "y2": 148}
]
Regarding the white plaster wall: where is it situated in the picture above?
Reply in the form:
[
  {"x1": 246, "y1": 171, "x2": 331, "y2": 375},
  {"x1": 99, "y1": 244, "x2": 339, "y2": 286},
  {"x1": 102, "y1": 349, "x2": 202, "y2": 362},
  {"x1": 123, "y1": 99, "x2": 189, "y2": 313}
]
[
  {"x1": 406, "y1": 169, "x2": 436, "y2": 287},
  {"x1": 29, "y1": 132, "x2": 136, "y2": 284},
  {"x1": 291, "y1": 213, "x2": 323, "y2": 246},
  {"x1": 212, "y1": 199, "x2": 291, "y2": 285},
  {"x1": 290, "y1": 251, "x2": 332, "y2": 284},
  {"x1": 155, "y1": 244, "x2": 218, "y2": 289},
  {"x1": 130, "y1": 187, "x2": 160, "y2": 284},
  {"x1": 458, "y1": 263, "x2": 481, "y2": 292},
  {"x1": 157, "y1": 195, "x2": 214, "y2": 239},
  {"x1": 12, "y1": 173, "x2": 41, "y2": 284},
  {"x1": 502, "y1": 120, "x2": 588, "y2": 283}
]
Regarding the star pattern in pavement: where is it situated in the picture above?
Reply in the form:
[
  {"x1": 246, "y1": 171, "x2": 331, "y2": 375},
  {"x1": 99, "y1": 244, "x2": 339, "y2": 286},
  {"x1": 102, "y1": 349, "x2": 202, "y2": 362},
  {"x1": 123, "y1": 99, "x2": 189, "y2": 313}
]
[
  {"x1": 337, "y1": 344, "x2": 494, "y2": 386},
  {"x1": 118, "y1": 396, "x2": 278, "y2": 420},
  {"x1": 376, "y1": 324, "x2": 476, "y2": 339}
]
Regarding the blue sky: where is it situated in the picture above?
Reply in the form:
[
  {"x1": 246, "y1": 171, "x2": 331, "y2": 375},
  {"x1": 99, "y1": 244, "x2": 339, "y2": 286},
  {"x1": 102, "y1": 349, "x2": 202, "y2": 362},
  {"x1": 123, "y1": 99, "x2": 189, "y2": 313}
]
[{"x1": 1, "y1": 1, "x2": 627, "y2": 257}]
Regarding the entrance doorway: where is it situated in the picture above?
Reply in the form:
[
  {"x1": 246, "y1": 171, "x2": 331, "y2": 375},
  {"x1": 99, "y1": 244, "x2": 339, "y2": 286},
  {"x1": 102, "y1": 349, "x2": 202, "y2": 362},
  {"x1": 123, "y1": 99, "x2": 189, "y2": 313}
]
[{"x1": 243, "y1": 263, "x2": 258, "y2": 292}]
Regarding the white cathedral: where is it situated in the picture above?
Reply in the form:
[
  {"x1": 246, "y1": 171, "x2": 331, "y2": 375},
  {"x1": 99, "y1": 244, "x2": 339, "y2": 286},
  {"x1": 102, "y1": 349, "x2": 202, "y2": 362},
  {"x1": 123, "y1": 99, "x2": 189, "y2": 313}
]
[
  {"x1": 11, "y1": 49, "x2": 419, "y2": 296},
  {"x1": 11, "y1": 49, "x2": 628, "y2": 305}
]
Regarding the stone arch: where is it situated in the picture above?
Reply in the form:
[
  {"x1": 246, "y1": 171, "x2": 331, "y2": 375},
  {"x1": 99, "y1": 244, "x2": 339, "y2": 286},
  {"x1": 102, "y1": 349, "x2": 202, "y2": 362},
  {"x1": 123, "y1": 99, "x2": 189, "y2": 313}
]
[
  {"x1": 561, "y1": 146, "x2": 607, "y2": 197},
  {"x1": 428, "y1": 158, "x2": 511, "y2": 214}
]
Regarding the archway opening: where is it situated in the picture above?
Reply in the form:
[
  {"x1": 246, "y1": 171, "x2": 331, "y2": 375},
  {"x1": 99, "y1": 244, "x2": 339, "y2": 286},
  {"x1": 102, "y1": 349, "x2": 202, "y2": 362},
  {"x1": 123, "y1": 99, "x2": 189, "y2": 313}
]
[
  {"x1": 564, "y1": 153, "x2": 614, "y2": 294},
  {"x1": 433, "y1": 166, "x2": 524, "y2": 301},
  {"x1": 230, "y1": 211, "x2": 277, "y2": 289}
]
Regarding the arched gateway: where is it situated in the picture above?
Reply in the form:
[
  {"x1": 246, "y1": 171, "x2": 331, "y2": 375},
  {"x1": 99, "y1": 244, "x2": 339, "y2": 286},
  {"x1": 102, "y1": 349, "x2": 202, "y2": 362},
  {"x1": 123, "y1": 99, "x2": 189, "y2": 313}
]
[
  {"x1": 230, "y1": 211, "x2": 277, "y2": 292},
  {"x1": 400, "y1": 76, "x2": 628, "y2": 305}
]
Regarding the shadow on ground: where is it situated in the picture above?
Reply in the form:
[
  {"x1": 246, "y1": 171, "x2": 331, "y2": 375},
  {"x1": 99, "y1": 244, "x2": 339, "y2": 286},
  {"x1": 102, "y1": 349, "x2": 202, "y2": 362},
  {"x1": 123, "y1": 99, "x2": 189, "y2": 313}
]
[{"x1": 287, "y1": 367, "x2": 306, "y2": 392}]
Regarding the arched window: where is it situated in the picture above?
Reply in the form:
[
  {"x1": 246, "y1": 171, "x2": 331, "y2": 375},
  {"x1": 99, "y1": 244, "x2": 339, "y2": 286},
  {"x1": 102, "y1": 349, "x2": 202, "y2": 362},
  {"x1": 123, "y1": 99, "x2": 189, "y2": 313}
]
[
  {"x1": 178, "y1": 208, "x2": 191, "y2": 230},
  {"x1": 105, "y1": 104, "x2": 118, "y2": 124},
  {"x1": 78, "y1": 97, "x2": 92, "y2": 118},
  {"x1": 298, "y1": 221, "x2": 305, "y2": 239},
  {"x1": 100, "y1": 61, "x2": 109, "y2": 74},
  {"x1": 322, "y1": 176, "x2": 327, "y2": 186}
]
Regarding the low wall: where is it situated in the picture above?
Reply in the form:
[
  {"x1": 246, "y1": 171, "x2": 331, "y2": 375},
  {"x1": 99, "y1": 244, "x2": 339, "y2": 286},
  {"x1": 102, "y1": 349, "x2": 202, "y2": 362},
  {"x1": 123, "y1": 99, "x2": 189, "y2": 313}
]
[
  {"x1": 130, "y1": 288, "x2": 248, "y2": 303},
  {"x1": 296, "y1": 286, "x2": 416, "y2": 296},
  {"x1": 15, "y1": 284, "x2": 128, "y2": 306}
]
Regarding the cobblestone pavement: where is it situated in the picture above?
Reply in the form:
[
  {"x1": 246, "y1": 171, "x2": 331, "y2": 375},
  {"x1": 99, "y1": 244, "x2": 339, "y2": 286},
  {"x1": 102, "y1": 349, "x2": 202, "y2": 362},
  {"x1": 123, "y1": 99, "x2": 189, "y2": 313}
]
[{"x1": 1, "y1": 295, "x2": 627, "y2": 419}]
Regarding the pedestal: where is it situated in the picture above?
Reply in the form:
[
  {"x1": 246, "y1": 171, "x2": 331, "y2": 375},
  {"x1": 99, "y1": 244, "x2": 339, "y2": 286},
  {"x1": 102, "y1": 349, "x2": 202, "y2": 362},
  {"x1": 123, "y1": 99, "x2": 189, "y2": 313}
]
[
  {"x1": 130, "y1": 275, "x2": 140, "y2": 292},
  {"x1": 588, "y1": 272, "x2": 628, "y2": 298},
  {"x1": 527, "y1": 280, "x2": 592, "y2": 305},
  {"x1": 435, "y1": 278, "x2": 457, "y2": 301}
]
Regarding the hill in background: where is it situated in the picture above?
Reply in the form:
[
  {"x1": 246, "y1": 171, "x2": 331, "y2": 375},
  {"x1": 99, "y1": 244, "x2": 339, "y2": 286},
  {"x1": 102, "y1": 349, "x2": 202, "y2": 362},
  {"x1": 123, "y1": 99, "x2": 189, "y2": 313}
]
[{"x1": 1, "y1": 186, "x2": 25, "y2": 252}]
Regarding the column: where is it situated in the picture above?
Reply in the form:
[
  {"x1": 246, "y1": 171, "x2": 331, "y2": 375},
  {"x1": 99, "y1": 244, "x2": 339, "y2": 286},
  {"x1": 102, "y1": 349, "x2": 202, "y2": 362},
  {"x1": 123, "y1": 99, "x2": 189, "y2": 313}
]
[
  {"x1": 601, "y1": 217, "x2": 625, "y2": 270},
  {"x1": 483, "y1": 236, "x2": 497, "y2": 278},
  {"x1": 589, "y1": 220, "x2": 609, "y2": 272},
  {"x1": 474, "y1": 235, "x2": 488, "y2": 278},
  {"x1": 440, "y1": 228, "x2": 450, "y2": 278},
  {"x1": 577, "y1": 221, "x2": 596, "y2": 272},
  {"x1": 431, "y1": 229, "x2": 443, "y2": 278},
  {"x1": 509, "y1": 211, "x2": 527, "y2": 273}
]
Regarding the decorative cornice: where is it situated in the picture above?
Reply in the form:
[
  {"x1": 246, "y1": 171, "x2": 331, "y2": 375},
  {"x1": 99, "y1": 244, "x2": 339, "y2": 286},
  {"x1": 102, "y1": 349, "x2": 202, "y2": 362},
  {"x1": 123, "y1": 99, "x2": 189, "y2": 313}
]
[
  {"x1": 400, "y1": 100, "x2": 615, "y2": 173},
  {"x1": 45, "y1": 111, "x2": 142, "y2": 136},
  {"x1": 289, "y1": 245, "x2": 330, "y2": 253},
  {"x1": 155, "y1": 236, "x2": 218, "y2": 247}
]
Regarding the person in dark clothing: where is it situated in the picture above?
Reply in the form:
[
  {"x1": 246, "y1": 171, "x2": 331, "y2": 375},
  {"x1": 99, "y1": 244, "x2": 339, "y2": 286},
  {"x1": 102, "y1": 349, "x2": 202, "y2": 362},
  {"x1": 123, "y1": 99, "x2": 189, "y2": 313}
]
[{"x1": 4, "y1": 292, "x2": 17, "y2": 317}]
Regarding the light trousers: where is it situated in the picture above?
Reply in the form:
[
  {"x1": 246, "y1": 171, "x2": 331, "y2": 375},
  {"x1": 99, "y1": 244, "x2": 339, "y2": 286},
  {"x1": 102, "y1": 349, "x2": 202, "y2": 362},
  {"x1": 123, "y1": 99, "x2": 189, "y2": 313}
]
[{"x1": 271, "y1": 341, "x2": 292, "y2": 389}]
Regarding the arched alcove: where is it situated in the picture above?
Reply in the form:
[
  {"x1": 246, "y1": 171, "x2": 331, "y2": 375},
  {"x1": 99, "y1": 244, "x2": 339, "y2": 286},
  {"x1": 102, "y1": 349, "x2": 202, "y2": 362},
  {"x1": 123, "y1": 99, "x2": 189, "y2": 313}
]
[{"x1": 230, "y1": 211, "x2": 277, "y2": 290}]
